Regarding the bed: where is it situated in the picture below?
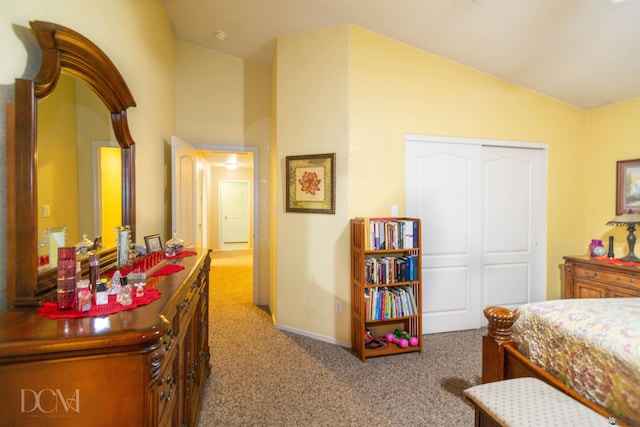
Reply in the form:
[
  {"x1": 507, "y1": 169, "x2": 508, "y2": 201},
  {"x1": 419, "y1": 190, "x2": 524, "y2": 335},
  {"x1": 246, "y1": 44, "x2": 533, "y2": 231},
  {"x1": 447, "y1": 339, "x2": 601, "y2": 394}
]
[{"x1": 482, "y1": 298, "x2": 640, "y2": 426}]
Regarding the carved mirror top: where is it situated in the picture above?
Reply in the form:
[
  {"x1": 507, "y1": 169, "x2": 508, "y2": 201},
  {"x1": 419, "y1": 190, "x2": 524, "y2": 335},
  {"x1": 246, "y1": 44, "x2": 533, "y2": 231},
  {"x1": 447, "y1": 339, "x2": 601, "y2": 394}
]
[{"x1": 31, "y1": 21, "x2": 136, "y2": 147}]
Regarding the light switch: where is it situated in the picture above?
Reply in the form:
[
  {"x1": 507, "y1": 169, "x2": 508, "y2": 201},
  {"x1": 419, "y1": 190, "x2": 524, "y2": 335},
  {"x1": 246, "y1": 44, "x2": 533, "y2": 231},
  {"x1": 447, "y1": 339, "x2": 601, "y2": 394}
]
[
  {"x1": 391, "y1": 205, "x2": 398, "y2": 217},
  {"x1": 41, "y1": 204, "x2": 51, "y2": 218}
]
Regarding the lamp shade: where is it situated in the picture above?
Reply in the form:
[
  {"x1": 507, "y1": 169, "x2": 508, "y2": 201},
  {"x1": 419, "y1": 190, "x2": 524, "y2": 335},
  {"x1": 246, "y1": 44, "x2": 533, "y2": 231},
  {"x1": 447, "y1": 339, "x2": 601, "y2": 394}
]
[{"x1": 607, "y1": 210, "x2": 640, "y2": 226}]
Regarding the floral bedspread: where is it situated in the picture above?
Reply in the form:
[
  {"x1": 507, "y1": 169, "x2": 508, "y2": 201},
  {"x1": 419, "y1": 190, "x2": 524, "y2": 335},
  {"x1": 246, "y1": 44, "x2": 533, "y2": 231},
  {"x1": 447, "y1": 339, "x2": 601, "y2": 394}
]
[{"x1": 512, "y1": 298, "x2": 640, "y2": 425}]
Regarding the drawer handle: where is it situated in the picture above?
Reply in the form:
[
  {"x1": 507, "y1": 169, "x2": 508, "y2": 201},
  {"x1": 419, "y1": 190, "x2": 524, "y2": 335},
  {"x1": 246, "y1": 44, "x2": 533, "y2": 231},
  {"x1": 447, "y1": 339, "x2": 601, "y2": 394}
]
[
  {"x1": 159, "y1": 389, "x2": 172, "y2": 402},
  {"x1": 163, "y1": 328, "x2": 174, "y2": 351},
  {"x1": 181, "y1": 297, "x2": 191, "y2": 312},
  {"x1": 583, "y1": 269, "x2": 597, "y2": 278},
  {"x1": 159, "y1": 375, "x2": 175, "y2": 402}
]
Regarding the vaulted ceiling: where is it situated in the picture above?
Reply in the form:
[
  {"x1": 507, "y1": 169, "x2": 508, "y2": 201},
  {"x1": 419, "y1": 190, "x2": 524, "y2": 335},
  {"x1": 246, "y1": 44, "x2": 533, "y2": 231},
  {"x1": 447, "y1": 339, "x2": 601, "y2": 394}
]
[{"x1": 163, "y1": 0, "x2": 640, "y2": 110}]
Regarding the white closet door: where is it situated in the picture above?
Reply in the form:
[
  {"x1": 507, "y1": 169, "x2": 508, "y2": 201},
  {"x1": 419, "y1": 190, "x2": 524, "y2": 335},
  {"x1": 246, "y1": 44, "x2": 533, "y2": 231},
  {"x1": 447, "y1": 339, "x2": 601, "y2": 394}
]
[
  {"x1": 406, "y1": 136, "x2": 545, "y2": 333},
  {"x1": 406, "y1": 141, "x2": 483, "y2": 333},
  {"x1": 482, "y1": 146, "x2": 544, "y2": 309}
]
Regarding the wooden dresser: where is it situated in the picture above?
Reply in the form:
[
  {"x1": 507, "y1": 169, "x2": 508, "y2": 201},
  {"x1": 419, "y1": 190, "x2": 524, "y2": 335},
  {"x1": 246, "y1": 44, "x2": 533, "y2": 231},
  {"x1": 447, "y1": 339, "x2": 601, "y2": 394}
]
[
  {"x1": 0, "y1": 250, "x2": 211, "y2": 427},
  {"x1": 564, "y1": 255, "x2": 640, "y2": 298}
]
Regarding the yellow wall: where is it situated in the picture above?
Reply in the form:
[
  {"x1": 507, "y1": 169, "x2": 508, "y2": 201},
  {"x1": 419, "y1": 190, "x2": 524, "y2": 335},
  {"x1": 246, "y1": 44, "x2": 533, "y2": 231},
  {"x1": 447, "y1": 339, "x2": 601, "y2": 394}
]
[
  {"x1": 348, "y1": 26, "x2": 588, "y2": 306},
  {"x1": 1, "y1": 0, "x2": 175, "y2": 311},
  {"x1": 100, "y1": 147, "x2": 122, "y2": 249},
  {"x1": 586, "y1": 98, "x2": 640, "y2": 256},
  {"x1": 75, "y1": 77, "x2": 115, "y2": 241},
  {"x1": 275, "y1": 26, "x2": 351, "y2": 343},
  {"x1": 37, "y1": 73, "x2": 80, "y2": 246}
]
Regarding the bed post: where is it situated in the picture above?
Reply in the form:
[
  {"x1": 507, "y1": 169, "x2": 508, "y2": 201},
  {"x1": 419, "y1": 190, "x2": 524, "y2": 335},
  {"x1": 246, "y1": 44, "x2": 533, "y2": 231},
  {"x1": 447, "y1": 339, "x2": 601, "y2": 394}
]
[{"x1": 482, "y1": 306, "x2": 517, "y2": 384}]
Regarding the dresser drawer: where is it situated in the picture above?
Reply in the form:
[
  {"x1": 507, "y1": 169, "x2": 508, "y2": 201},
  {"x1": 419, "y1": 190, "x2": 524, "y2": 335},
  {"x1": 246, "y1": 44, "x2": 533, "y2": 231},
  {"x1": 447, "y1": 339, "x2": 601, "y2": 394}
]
[
  {"x1": 572, "y1": 265, "x2": 638, "y2": 287},
  {"x1": 157, "y1": 345, "x2": 179, "y2": 426},
  {"x1": 565, "y1": 256, "x2": 640, "y2": 299}
]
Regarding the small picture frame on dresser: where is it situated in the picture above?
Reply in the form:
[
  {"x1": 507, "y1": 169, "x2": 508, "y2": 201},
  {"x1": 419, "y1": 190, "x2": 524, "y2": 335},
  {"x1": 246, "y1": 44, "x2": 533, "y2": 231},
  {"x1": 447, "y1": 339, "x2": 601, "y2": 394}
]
[
  {"x1": 144, "y1": 234, "x2": 163, "y2": 253},
  {"x1": 616, "y1": 158, "x2": 640, "y2": 214}
]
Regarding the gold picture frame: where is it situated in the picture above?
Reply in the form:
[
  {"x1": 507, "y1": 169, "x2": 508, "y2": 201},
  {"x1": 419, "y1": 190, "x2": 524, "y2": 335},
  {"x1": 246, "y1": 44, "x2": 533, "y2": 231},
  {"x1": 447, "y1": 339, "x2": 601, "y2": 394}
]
[
  {"x1": 285, "y1": 153, "x2": 336, "y2": 214},
  {"x1": 616, "y1": 158, "x2": 640, "y2": 214}
]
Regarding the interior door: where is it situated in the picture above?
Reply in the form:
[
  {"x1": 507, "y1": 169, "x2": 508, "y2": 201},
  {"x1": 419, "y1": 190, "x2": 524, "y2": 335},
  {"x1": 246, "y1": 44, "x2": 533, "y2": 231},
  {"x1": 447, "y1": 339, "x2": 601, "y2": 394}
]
[
  {"x1": 406, "y1": 136, "x2": 545, "y2": 333},
  {"x1": 171, "y1": 136, "x2": 197, "y2": 247},
  {"x1": 219, "y1": 180, "x2": 250, "y2": 245},
  {"x1": 406, "y1": 141, "x2": 483, "y2": 333},
  {"x1": 482, "y1": 146, "x2": 544, "y2": 309}
]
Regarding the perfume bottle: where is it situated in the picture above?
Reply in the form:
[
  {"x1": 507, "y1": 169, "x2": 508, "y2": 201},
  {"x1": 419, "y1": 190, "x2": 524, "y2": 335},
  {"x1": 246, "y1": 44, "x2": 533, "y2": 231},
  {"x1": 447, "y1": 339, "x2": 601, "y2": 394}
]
[
  {"x1": 56, "y1": 247, "x2": 77, "y2": 310},
  {"x1": 77, "y1": 280, "x2": 91, "y2": 313},
  {"x1": 117, "y1": 276, "x2": 132, "y2": 306},
  {"x1": 95, "y1": 280, "x2": 108, "y2": 305}
]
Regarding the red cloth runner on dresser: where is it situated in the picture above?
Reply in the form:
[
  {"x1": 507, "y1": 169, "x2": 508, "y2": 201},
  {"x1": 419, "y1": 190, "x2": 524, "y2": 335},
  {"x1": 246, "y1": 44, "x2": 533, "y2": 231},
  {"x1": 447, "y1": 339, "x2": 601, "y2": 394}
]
[
  {"x1": 106, "y1": 251, "x2": 195, "y2": 278},
  {"x1": 37, "y1": 288, "x2": 161, "y2": 319},
  {"x1": 106, "y1": 262, "x2": 186, "y2": 278},
  {"x1": 594, "y1": 256, "x2": 640, "y2": 267},
  {"x1": 150, "y1": 264, "x2": 184, "y2": 277},
  {"x1": 165, "y1": 250, "x2": 197, "y2": 259}
]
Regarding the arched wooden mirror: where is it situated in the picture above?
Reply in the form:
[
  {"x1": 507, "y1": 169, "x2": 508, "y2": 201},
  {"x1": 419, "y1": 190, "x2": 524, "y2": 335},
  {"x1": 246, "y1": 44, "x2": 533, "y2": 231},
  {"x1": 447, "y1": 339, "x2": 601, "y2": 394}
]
[{"x1": 7, "y1": 21, "x2": 136, "y2": 308}]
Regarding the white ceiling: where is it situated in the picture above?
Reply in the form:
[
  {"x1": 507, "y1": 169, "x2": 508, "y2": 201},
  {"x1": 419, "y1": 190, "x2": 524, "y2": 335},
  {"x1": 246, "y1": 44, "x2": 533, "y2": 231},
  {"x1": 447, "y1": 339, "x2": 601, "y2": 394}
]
[{"x1": 162, "y1": 0, "x2": 640, "y2": 111}]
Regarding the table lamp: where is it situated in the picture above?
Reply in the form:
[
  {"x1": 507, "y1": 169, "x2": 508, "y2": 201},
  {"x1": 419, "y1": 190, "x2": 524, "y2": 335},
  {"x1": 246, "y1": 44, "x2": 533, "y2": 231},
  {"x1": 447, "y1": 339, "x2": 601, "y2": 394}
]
[{"x1": 607, "y1": 210, "x2": 640, "y2": 262}]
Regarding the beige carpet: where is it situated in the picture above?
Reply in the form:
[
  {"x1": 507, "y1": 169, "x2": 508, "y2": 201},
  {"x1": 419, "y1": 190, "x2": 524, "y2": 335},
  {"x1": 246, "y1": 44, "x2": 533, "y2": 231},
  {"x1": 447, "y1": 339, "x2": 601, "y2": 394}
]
[{"x1": 198, "y1": 250, "x2": 483, "y2": 426}]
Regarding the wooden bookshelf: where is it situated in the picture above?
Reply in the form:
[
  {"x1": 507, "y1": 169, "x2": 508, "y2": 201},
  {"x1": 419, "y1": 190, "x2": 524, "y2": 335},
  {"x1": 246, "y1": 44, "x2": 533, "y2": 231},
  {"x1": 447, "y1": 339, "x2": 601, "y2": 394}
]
[{"x1": 350, "y1": 217, "x2": 423, "y2": 362}]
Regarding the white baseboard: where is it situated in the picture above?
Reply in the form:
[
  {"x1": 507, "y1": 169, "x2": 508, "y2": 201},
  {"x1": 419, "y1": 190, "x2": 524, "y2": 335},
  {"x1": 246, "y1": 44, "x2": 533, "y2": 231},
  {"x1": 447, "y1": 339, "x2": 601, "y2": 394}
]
[{"x1": 275, "y1": 323, "x2": 351, "y2": 348}]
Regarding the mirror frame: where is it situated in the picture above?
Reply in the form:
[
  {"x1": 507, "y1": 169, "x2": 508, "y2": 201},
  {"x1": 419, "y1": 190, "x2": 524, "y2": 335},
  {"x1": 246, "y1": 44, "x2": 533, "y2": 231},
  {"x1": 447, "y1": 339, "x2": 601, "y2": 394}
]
[{"x1": 7, "y1": 21, "x2": 136, "y2": 308}]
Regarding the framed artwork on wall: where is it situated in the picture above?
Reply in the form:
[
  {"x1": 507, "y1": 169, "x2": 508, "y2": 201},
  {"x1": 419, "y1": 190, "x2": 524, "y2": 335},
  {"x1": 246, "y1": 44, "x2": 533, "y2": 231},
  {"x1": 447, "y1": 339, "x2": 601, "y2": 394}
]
[
  {"x1": 616, "y1": 158, "x2": 640, "y2": 214},
  {"x1": 285, "y1": 153, "x2": 336, "y2": 214}
]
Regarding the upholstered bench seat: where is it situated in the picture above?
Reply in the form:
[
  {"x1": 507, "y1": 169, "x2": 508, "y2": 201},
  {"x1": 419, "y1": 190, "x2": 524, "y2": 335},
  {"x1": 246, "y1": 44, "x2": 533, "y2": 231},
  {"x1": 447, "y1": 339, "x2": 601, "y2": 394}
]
[{"x1": 463, "y1": 377, "x2": 612, "y2": 427}]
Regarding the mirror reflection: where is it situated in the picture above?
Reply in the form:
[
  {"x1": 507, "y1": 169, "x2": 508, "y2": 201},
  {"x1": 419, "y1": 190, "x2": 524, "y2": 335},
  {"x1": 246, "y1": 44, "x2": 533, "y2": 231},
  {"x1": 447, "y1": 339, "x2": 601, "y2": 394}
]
[{"x1": 37, "y1": 72, "x2": 122, "y2": 269}]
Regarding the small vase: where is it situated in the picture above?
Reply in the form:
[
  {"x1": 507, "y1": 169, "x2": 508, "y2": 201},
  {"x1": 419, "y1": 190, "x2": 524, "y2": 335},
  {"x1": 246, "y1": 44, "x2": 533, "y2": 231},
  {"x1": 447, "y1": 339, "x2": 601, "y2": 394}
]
[{"x1": 589, "y1": 239, "x2": 605, "y2": 257}]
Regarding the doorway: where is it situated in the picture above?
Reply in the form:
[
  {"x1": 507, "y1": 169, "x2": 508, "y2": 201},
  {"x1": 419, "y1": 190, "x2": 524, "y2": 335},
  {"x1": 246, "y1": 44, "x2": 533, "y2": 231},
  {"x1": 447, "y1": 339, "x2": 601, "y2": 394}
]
[
  {"x1": 192, "y1": 144, "x2": 259, "y2": 305},
  {"x1": 219, "y1": 180, "x2": 251, "y2": 250},
  {"x1": 405, "y1": 135, "x2": 547, "y2": 334}
]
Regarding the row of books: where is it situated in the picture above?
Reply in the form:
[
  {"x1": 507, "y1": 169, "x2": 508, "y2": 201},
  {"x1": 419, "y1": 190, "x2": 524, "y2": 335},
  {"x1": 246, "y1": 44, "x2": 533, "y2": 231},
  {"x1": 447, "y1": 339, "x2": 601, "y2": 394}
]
[
  {"x1": 365, "y1": 255, "x2": 418, "y2": 285},
  {"x1": 365, "y1": 218, "x2": 419, "y2": 251},
  {"x1": 364, "y1": 286, "x2": 418, "y2": 321}
]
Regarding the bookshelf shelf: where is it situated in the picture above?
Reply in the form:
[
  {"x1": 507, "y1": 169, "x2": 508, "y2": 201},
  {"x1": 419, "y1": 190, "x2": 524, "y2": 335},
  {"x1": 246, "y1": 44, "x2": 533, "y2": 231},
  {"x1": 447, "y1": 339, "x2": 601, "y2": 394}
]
[{"x1": 350, "y1": 217, "x2": 423, "y2": 362}]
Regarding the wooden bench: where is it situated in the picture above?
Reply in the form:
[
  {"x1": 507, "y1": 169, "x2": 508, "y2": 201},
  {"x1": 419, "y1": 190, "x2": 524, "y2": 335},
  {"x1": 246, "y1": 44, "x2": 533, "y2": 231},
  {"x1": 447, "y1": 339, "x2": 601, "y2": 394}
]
[{"x1": 463, "y1": 377, "x2": 616, "y2": 426}]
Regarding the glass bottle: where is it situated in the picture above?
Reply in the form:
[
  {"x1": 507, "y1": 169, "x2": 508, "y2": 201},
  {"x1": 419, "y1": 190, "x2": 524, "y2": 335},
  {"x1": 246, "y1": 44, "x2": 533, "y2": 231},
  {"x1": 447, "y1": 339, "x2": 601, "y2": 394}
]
[
  {"x1": 589, "y1": 239, "x2": 605, "y2": 257},
  {"x1": 89, "y1": 253, "x2": 100, "y2": 294},
  {"x1": 95, "y1": 280, "x2": 108, "y2": 305},
  {"x1": 56, "y1": 247, "x2": 77, "y2": 310},
  {"x1": 77, "y1": 280, "x2": 91, "y2": 313},
  {"x1": 117, "y1": 276, "x2": 132, "y2": 306}
]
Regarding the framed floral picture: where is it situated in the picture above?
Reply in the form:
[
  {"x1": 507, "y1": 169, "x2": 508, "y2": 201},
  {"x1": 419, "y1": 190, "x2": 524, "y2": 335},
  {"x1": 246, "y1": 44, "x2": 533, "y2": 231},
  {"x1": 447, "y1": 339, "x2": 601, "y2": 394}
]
[
  {"x1": 285, "y1": 153, "x2": 336, "y2": 214},
  {"x1": 616, "y1": 158, "x2": 640, "y2": 214}
]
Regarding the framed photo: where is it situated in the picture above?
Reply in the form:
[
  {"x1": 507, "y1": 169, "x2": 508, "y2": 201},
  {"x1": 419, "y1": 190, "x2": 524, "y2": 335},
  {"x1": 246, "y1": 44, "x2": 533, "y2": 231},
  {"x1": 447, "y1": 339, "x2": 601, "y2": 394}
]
[
  {"x1": 144, "y1": 234, "x2": 163, "y2": 253},
  {"x1": 116, "y1": 226, "x2": 131, "y2": 268},
  {"x1": 616, "y1": 158, "x2": 640, "y2": 214},
  {"x1": 286, "y1": 153, "x2": 336, "y2": 214}
]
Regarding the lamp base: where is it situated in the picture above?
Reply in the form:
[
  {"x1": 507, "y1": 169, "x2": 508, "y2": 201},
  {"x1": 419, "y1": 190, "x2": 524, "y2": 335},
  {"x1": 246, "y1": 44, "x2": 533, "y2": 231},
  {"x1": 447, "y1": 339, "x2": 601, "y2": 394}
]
[{"x1": 620, "y1": 254, "x2": 640, "y2": 263}]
